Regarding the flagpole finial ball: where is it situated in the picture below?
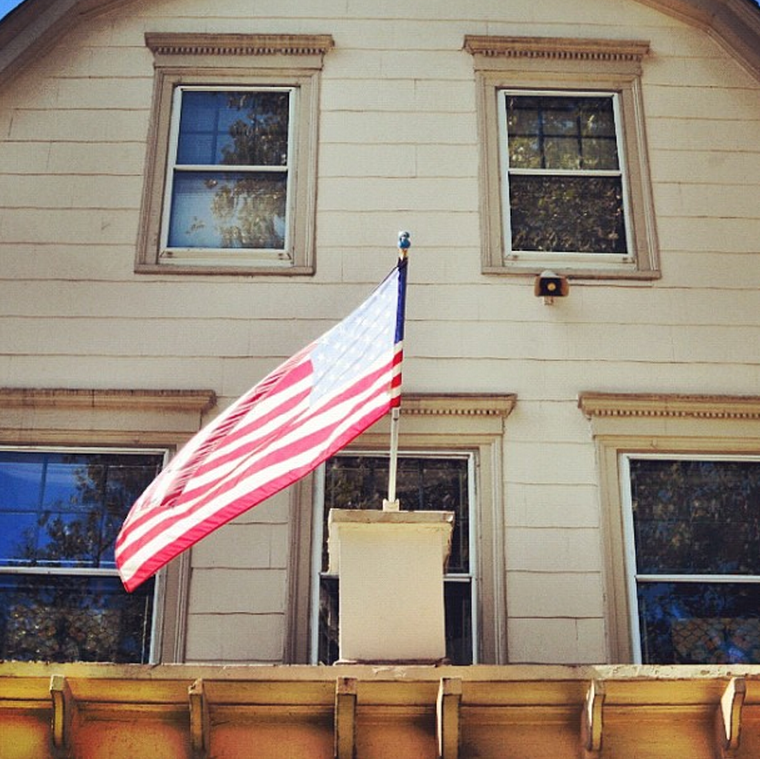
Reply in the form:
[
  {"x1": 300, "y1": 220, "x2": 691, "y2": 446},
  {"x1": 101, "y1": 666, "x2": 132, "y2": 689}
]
[{"x1": 398, "y1": 231, "x2": 411, "y2": 251}]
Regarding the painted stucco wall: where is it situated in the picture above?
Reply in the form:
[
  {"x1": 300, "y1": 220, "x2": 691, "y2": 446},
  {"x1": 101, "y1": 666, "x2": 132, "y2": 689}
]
[{"x1": 0, "y1": 0, "x2": 758, "y2": 664}]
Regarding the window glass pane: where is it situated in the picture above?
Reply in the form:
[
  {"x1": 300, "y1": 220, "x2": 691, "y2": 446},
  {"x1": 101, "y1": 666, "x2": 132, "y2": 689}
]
[
  {"x1": 0, "y1": 574, "x2": 154, "y2": 663},
  {"x1": 168, "y1": 171, "x2": 287, "y2": 250},
  {"x1": 630, "y1": 459, "x2": 760, "y2": 575},
  {"x1": 506, "y1": 95, "x2": 619, "y2": 171},
  {"x1": 509, "y1": 175, "x2": 626, "y2": 253},
  {"x1": 0, "y1": 453, "x2": 162, "y2": 568},
  {"x1": 0, "y1": 456, "x2": 44, "y2": 511},
  {"x1": 0, "y1": 451, "x2": 162, "y2": 663},
  {"x1": 177, "y1": 90, "x2": 290, "y2": 167},
  {"x1": 638, "y1": 582, "x2": 760, "y2": 664},
  {"x1": 0, "y1": 513, "x2": 37, "y2": 564},
  {"x1": 444, "y1": 580, "x2": 473, "y2": 665},
  {"x1": 317, "y1": 575, "x2": 339, "y2": 665}
]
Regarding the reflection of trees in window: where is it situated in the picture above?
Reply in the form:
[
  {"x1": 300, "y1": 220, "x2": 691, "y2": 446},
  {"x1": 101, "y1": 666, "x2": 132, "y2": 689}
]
[
  {"x1": 169, "y1": 90, "x2": 291, "y2": 251},
  {"x1": 629, "y1": 458, "x2": 760, "y2": 664},
  {"x1": 505, "y1": 94, "x2": 627, "y2": 254},
  {"x1": 0, "y1": 452, "x2": 162, "y2": 662}
]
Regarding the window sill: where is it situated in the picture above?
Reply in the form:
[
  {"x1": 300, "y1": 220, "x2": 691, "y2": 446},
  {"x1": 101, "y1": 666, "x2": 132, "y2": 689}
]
[
  {"x1": 135, "y1": 263, "x2": 316, "y2": 276},
  {"x1": 482, "y1": 263, "x2": 661, "y2": 280}
]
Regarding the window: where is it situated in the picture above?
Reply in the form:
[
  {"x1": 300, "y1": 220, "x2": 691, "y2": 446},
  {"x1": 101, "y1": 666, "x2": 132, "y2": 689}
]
[
  {"x1": 0, "y1": 449, "x2": 165, "y2": 662},
  {"x1": 136, "y1": 33, "x2": 333, "y2": 275},
  {"x1": 622, "y1": 456, "x2": 760, "y2": 665},
  {"x1": 164, "y1": 87, "x2": 293, "y2": 259},
  {"x1": 0, "y1": 387, "x2": 217, "y2": 663},
  {"x1": 466, "y1": 36, "x2": 659, "y2": 279},
  {"x1": 285, "y1": 394, "x2": 515, "y2": 664},
  {"x1": 502, "y1": 92, "x2": 628, "y2": 258},
  {"x1": 579, "y1": 391, "x2": 760, "y2": 663},
  {"x1": 312, "y1": 452, "x2": 476, "y2": 665}
]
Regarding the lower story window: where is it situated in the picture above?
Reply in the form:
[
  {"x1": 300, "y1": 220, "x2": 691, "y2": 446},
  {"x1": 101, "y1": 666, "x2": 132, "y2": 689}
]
[
  {"x1": 623, "y1": 456, "x2": 760, "y2": 664},
  {"x1": 312, "y1": 452, "x2": 476, "y2": 665},
  {"x1": 0, "y1": 449, "x2": 165, "y2": 662}
]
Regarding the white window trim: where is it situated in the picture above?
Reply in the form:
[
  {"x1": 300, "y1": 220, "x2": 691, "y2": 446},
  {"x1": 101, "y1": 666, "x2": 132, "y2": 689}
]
[
  {"x1": 160, "y1": 86, "x2": 297, "y2": 267},
  {"x1": 309, "y1": 449, "x2": 479, "y2": 665},
  {"x1": 498, "y1": 89, "x2": 636, "y2": 267}
]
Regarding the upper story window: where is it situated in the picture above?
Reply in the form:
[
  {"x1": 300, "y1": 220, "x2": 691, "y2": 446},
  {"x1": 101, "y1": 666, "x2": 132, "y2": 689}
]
[
  {"x1": 0, "y1": 449, "x2": 165, "y2": 662},
  {"x1": 466, "y1": 36, "x2": 659, "y2": 280},
  {"x1": 164, "y1": 87, "x2": 294, "y2": 259},
  {"x1": 502, "y1": 91, "x2": 629, "y2": 260},
  {"x1": 136, "y1": 34, "x2": 333, "y2": 275}
]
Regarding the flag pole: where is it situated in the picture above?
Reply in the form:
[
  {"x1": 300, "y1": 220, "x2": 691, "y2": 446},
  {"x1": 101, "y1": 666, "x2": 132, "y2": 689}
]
[{"x1": 383, "y1": 231, "x2": 410, "y2": 512}]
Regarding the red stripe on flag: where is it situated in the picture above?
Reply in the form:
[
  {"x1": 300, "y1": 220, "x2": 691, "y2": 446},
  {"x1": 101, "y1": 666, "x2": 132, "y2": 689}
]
[
  {"x1": 116, "y1": 262, "x2": 406, "y2": 592},
  {"x1": 117, "y1": 352, "x2": 398, "y2": 582}
]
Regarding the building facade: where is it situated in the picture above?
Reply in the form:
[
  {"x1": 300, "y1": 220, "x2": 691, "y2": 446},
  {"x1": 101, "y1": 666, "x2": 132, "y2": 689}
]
[{"x1": 1, "y1": 0, "x2": 760, "y2": 754}]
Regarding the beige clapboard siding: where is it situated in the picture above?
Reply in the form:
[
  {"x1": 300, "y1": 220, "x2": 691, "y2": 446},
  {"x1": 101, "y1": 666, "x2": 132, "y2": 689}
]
[
  {"x1": 184, "y1": 614, "x2": 286, "y2": 663},
  {"x1": 186, "y1": 490, "x2": 292, "y2": 662},
  {"x1": 508, "y1": 617, "x2": 606, "y2": 662},
  {"x1": 408, "y1": 358, "x2": 760, "y2": 400},
  {"x1": 507, "y1": 527, "x2": 603, "y2": 572},
  {"x1": 647, "y1": 117, "x2": 760, "y2": 151},
  {"x1": 505, "y1": 482, "x2": 601, "y2": 528},
  {"x1": 508, "y1": 571, "x2": 605, "y2": 618}
]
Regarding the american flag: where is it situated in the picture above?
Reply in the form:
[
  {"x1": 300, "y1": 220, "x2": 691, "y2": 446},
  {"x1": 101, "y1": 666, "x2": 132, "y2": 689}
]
[{"x1": 116, "y1": 258, "x2": 408, "y2": 592}]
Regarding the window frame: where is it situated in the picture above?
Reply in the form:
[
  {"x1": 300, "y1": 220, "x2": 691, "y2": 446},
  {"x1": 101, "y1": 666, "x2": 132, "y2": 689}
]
[
  {"x1": 160, "y1": 85, "x2": 297, "y2": 265},
  {"x1": 499, "y1": 89, "x2": 634, "y2": 266},
  {"x1": 620, "y1": 452, "x2": 760, "y2": 664},
  {"x1": 286, "y1": 393, "x2": 516, "y2": 665},
  {"x1": 0, "y1": 387, "x2": 217, "y2": 663},
  {"x1": 309, "y1": 449, "x2": 479, "y2": 665},
  {"x1": 136, "y1": 33, "x2": 333, "y2": 276},
  {"x1": 579, "y1": 391, "x2": 760, "y2": 662},
  {"x1": 0, "y1": 445, "x2": 168, "y2": 663},
  {"x1": 466, "y1": 35, "x2": 659, "y2": 280}
]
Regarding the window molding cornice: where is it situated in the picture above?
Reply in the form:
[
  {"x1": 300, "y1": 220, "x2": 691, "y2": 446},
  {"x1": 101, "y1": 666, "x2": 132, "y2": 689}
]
[
  {"x1": 579, "y1": 392, "x2": 760, "y2": 421},
  {"x1": 145, "y1": 33, "x2": 335, "y2": 60},
  {"x1": 0, "y1": 387, "x2": 216, "y2": 413},
  {"x1": 463, "y1": 35, "x2": 650, "y2": 67},
  {"x1": 401, "y1": 394, "x2": 517, "y2": 418}
]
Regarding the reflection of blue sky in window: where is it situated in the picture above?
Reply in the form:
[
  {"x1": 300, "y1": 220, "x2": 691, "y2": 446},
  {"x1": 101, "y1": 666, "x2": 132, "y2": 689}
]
[
  {"x1": 0, "y1": 460, "x2": 43, "y2": 510},
  {"x1": 176, "y1": 91, "x2": 289, "y2": 167},
  {"x1": 0, "y1": 453, "x2": 162, "y2": 568}
]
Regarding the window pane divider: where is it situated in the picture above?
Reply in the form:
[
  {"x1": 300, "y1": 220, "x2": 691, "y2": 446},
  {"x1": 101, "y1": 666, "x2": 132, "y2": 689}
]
[
  {"x1": 636, "y1": 574, "x2": 760, "y2": 584},
  {"x1": 0, "y1": 566, "x2": 120, "y2": 577},
  {"x1": 174, "y1": 165, "x2": 289, "y2": 173},
  {"x1": 508, "y1": 168, "x2": 622, "y2": 178}
]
